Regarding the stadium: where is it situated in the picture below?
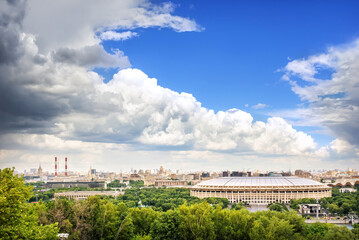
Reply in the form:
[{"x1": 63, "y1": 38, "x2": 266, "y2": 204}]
[{"x1": 190, "y1": 177, "x2": 331, "y2": 205}]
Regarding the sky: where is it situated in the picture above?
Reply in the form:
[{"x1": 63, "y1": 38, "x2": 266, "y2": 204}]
[{"x1": 0, "y1": 0, "x2": 359, "y2": 173}]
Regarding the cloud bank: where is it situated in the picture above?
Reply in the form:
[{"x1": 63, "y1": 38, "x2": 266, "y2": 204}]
[
  {"x1": 281, "y1": 40, "x2": 359, "y2": 160},
  {"x1": 0, "y1": 0, "x2": 356, "y2": 171}
]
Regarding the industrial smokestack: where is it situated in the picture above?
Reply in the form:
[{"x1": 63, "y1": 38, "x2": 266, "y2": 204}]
[
  {"x1": 55, "y1": 157, "x2": 58, "y2": 177},
  {"x1": 65, "y1": 157, "x2": 68, "y2": 176}
]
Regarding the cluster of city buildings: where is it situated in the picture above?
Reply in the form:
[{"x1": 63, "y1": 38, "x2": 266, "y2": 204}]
[
  {"x1": 21, "y1": 162, "x2": 359, "y2": 189},
  {"x1": 19, "y1": 159, "x2": 358, "y2": 205}
]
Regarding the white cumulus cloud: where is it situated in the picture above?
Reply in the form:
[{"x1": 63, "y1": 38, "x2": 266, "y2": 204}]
[
  {"x1": 252, "y1": 103, "x2": 268, "y2": 109},
  {"x1": 100, "y1": 31, "x2": 139, "y2": 41}
]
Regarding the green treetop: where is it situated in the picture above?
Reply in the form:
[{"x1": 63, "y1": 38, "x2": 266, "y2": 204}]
[{"x1": 0, "y1": 168, "x2": 58, "y2": 239}]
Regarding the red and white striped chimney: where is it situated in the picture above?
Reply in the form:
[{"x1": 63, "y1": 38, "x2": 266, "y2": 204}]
[
  {"x1": 55, "y1": 157, "x2": 58, "y2": 177},
  {"x1": 65, "y1": 157, "x2": 68, "y2": 176}
]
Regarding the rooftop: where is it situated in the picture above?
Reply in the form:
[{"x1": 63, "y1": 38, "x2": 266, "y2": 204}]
[{"x1": 196, "y1": 177, "x2": 324, "y2": 187}]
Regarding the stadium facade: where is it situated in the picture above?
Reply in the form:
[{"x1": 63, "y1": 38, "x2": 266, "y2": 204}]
[{"x1": 190, "y1": 177, "x2": 331, "y2": 205}]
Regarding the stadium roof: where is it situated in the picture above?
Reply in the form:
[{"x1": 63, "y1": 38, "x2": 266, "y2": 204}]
[{"x1": 196, "y1": 177, "x2": 324, "y2": 187}]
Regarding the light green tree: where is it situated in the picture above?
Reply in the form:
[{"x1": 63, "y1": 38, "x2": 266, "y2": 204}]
[
  {"x1": 178, "y1": 202, "x2": 216, "y2": 240},
  {"x1": 323, "y1": 225, "x2": 355, "y2": 240},
  {"x1": 0, "y1": 168, "x2": 58, "y2": 239}
]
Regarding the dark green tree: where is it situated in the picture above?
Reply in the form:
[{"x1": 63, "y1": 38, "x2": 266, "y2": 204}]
[
  {"x1": 150, "y1": 209, "x2": 181, "y2": 240},
  {"x1": 129, "y1": 207, "x2": 158, "y2": 236}
]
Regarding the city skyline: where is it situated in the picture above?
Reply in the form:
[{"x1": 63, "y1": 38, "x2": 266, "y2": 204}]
[
  {"x1": 1, "y1": 0, "x2": 359, "y2": 172},
  {"x1": 14, "y1": 159, "x2": 358, "y2": 176}
]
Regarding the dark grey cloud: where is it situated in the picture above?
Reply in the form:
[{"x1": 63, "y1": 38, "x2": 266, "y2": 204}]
[
  {"x1": 51, "y1": 45, "x2": 130, "y2": 69},
  {"x1": 317, "y1": 100, "x2": 359, "y2": 146},
  {"x1": 0, "y1": 0, "x2": 26, "y2": 64},
  {"x1": 0, "y1": 0, "x2": 66, "y2": 133},
  {"x1": 0, "y1": 67, "x2": 69, "y2": 133},
  {"x1": 0, "y1": 0, "x2": 129, "y2": 135}
]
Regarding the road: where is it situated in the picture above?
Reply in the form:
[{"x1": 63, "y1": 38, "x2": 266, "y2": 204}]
[{"x1": 305, "y1": 219, "x2": 359, "y2": 224}]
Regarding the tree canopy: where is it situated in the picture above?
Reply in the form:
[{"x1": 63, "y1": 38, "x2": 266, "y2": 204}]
[
  {"x1": 2, "y1": 168, "x2": 358, "y2": 240},
  {"x1": 0, "y1": 168, "x2": 58, "y2": 239}
]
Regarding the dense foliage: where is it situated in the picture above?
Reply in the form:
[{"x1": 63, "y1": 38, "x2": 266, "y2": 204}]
[
  {"x1": 115, "y1": 187, "x2": 229, "y2": 211},
  {"x1": 268, "y1": 202, "x2": 289, "y2": 212},
  {"x1": 129, "y1": 180, "x2": 145, "y2": 188},
  {"x1": 0, "y1": 168, "x2": 58, "y2": 239},
  {"x1": 108, "y1": 180, "x2": 127, "y2": 188},
  {"x1": 321, "y1": 187, "x2": 359, "y2": 216},
  {"x1": 33, "y1": 197, "x2": 357, "y2": 240}
]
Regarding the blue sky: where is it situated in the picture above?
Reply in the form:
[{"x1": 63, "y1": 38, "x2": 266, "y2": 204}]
[
  {"x1": 99, "y1": 0, "x2": 359, "y2": 147},
  {"x1": 1, "y1": 0, "x2": 359, "y2": 172}
]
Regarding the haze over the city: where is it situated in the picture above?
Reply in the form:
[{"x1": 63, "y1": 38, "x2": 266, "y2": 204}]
[{"x1": 0, "y1": 0, "x2": 358, "y2": 172}]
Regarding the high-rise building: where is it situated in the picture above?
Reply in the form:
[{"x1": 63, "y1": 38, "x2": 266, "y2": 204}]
[
  {"x1": 159, "y1": 165, "x2": 165, "y2": 175},
  {"x1": 201, "y1": 172, "x2": 210, "y2": 178},
  {"x1": 37, "y1": 163, "x2": 43, "y2": 175}
]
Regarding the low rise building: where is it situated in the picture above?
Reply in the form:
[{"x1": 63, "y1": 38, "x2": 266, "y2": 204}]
[
  {"x1": 339, "y1": 188, "x2": 357, "y2": 193},
  {"x1": 54, "y1": 191, "x2": 123, "y2": 200},
  {"x1": 155, "y1": 180, "x2": 188, "y2": 187},
  {"x1": 298, "y1": 204, "x2": 324, "y2": 216},
  {"x1": 46, "y1": 181, "x2": 106, "y2": 189},
  {"x1": 295, "y1": 170, "x2": 311, "y2": 178}
]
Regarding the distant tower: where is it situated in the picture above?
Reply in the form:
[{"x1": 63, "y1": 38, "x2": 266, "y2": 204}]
[
  {"x1": 65, "y1": 157, "x2": 68, "y2": 176},
  {"x1": 37, "y1": 163, "x2": 43, "y2": 175},
  {"x1": 88, "y1": 166, "x2": 92, "y2": 178},
  {"x1": 55, "y1": 157, "x2": 58, "y2": 177}
]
